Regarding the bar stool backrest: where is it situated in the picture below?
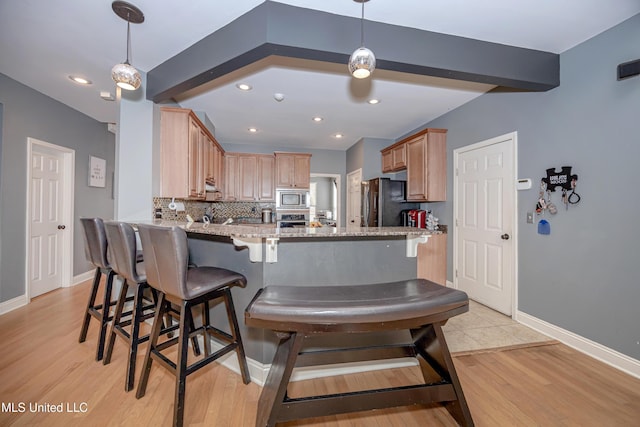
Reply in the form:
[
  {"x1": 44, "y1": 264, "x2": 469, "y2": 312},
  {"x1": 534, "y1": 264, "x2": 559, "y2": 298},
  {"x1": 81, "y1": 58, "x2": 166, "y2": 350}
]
[
  {"x1": 80, "y1": 217, "x2": 110, "y2": 270},
  {"x1": 137, "y1": 224, "x2": 189, "y2": 300},
  {"x1": 104, "y1": 221, "x2": 145, "y2": 284}
]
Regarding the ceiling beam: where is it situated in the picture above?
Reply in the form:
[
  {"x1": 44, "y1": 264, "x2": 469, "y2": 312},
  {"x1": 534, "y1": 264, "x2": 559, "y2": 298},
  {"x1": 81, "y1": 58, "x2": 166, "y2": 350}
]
[{"x1": 147, "y1": 1, "x2": 559, "y2": 103}]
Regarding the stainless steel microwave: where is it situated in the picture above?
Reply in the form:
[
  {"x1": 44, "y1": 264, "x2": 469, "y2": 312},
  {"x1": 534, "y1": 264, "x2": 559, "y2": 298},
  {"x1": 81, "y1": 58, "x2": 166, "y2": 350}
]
[{"x1": 275, "y1": 189, "x2": 310, "y2": 210}]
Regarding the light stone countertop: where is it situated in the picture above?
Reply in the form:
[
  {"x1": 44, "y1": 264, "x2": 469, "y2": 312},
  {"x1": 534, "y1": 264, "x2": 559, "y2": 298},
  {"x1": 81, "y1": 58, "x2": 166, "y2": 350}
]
[{"x1": 143, "y1": 219, "x2": 440, "y2": 239}]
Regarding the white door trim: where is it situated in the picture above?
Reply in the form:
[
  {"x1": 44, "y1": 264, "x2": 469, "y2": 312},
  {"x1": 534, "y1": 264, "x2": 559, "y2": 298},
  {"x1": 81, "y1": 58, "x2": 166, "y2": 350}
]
[
  {"x1": 310, "y1": 173, "x2": 342, "y2": 227},
  {"x1": 453, "y1": 132, "x2": 518, "y2": 314},
  {"x1": 25, "y1": 138, "x2": 75, "y2": 301}
]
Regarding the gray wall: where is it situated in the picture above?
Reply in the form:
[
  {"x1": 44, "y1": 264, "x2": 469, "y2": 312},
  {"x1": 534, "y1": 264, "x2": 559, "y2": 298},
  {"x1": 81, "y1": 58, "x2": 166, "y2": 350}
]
[
  {"x1": 0, "y1": 74, "x2": 115, "y2": 302},
  {"x1": 409, "y1": 14, "x2": 640, "y2": 360}
]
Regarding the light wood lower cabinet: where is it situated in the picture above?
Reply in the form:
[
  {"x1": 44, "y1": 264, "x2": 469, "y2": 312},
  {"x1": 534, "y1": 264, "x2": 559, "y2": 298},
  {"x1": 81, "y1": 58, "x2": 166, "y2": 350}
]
[{"x1": 417, "y1": 233, "x2": 447, "y2": 286}]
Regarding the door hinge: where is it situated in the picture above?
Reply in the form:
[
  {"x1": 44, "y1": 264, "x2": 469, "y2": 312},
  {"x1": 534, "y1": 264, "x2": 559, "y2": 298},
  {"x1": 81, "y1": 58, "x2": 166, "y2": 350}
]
[{"x1": 455, "y1": 269, "x2": 458, "y2": 278}]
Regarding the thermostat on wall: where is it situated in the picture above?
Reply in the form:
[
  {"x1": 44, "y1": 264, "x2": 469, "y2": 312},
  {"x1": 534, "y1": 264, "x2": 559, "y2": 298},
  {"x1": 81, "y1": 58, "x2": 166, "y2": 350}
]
[{"x1": 516, "y1": 178, "x2": 532, "y2": 190}]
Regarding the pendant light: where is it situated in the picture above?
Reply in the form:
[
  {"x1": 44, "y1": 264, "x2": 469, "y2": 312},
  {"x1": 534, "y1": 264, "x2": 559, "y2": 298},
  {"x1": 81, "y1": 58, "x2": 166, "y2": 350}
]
[
  {"x1": 348, "y1": 0, "x2": 376, "y2": 79},
  {"x1": 111, "y1": 1, "x2": 144, "y2": 91}
]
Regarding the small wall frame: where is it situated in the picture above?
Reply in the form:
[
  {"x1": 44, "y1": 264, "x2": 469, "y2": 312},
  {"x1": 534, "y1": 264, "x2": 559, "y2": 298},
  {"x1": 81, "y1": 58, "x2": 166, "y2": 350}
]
[{"x1": 88, "y1": 156, "x2": 106, "y2": 188}]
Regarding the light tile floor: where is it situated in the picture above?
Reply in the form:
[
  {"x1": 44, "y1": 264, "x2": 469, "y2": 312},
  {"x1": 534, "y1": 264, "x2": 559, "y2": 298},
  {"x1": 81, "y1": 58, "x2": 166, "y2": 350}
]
[{"x1": 443, "y1": 300, "x2": 553, "y2": 354}]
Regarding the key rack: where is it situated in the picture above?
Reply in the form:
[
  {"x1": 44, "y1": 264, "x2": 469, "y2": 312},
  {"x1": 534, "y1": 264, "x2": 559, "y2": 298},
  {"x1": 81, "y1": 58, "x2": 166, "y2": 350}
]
[{"x1": 542, "y1": 166, "x2": 578, "y2": 192}]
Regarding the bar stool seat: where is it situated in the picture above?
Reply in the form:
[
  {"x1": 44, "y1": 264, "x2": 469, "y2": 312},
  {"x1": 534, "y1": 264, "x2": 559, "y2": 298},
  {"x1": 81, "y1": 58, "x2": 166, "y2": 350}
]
[
  {"x1": 245, "y1": 279, "x2": 474, "y2": 427},
  {"x1": 135, "y1": 223, "x2": 251, "y2": 427}
]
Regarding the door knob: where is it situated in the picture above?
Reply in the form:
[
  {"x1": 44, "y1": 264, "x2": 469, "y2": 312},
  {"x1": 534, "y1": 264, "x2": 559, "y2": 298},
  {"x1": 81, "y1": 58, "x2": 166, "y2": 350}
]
[
  {"x1": 501, "y1": 233, "x2": 510, "y2": 240},
  {"x1": 58, "y1": 225, "x2": 66, "y2": 230}
]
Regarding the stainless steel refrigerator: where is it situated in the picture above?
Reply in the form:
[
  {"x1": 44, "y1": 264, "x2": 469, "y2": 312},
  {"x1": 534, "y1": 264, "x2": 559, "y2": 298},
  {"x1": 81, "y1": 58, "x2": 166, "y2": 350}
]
[{"x1": 361, "y1": 178, "x2": 419, "y2": 226}]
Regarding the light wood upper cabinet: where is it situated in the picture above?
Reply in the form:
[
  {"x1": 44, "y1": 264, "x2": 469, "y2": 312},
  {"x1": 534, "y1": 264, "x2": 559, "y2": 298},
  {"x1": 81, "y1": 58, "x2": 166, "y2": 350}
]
[
  {"x1": 417, "y1": 233, "x2": 447, "y2": 286},
  {"x1": 224, "y1": 153, "x2": 239, "y2": 201},
  {"x1": 406, "y1": 129, "x2": 446, "y2": 202},
  {"x1": 224, "y1": 153, "x2": 275, "y2": 201},
  {"x1": 159, "y1": 107, "x2": 224, "y2": 200},
  {"x1": 258, "y1": 155, "x2": 275, "y2": 200},
  {"x1": 275, "y1": 152, "x2": 311, "y2": 188},
  {"x1": 381, "y1": 142, "x2": 407, "y2": 173}
]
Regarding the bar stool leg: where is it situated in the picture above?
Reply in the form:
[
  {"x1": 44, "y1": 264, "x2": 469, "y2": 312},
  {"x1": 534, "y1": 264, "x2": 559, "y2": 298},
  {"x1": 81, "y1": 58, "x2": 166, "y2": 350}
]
[
  {"x1": 125, "y1": 283, "x2": 146, "y2": 392},
  {"x1": 95, "y1": 270, "x2": 115, "y2": 361},
  {"x1": 79, "y1": 267, "x2": 102, "y2": 344},
  {"x1": 256, "y1": 332, "x2": 305, "y2": 427},
  {"x1": 224, "y1": 288, "x2": 251, "y2": 384},
  {"x1": 136, "y1": 292, "x2": 166, "y2": 400},
  {"x1": 202, "y1": 301, "x2": 211, "y2": 357},
  {"x1": 103, "y1": 279, "x2": 130, "y2": 366},
  {"x1": 186, "y1": 306, "x2": 201, "y2": 357},
  {"x1": 412, "y1": 324, "x2": 474, "y2": 427},
  {"x1": 173, "y1": 301, "x2": 192, "y2": 427}
]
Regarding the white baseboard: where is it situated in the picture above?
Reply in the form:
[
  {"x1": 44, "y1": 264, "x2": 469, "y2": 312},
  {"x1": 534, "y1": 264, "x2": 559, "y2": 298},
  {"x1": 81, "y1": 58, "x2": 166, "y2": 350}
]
[
  {"x1": 517, "y1": 310, "x2": 640, "y2": 379},
  {"x1": 72, "y1": 270, "x2": 94, "y2": 287},
  {"x1": 0, "y1": 294, "x2": 28, "y2": 315}
]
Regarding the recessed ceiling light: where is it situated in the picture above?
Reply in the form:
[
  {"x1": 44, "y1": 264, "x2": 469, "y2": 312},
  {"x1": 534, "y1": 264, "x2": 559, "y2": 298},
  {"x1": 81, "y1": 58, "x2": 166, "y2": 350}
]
[
  {"x1": 367, "y1": 99, "x2": 380, "y2": 105},
  {"x1": 69, "y1": 75, "x2": 92, "y2": 85},
  {"x1": 334, "y1": 133, "x2": 344, "y2": 139},
  {"x1": 312, "y1": 116, "x2": 323, "y2": 122},
  {"x1": 236, "y1": 83, "x2": 252, "y2": 91},
  {"x1": 248, "y1": 127, "x2": 258, "y2": 133}
]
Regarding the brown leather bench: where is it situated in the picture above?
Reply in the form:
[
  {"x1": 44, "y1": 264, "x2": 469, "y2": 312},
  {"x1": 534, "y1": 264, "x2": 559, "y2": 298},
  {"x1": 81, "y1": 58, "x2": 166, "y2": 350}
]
[{"x1": 245, "y1": 279, "x2": 474, "y2": 426}]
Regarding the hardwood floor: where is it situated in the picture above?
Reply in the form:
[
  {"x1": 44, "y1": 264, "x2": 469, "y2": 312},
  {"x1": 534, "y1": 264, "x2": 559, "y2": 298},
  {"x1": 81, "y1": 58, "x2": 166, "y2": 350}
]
[{"x1": 1, "y1": 281, "x2": 639, "y2": 426}]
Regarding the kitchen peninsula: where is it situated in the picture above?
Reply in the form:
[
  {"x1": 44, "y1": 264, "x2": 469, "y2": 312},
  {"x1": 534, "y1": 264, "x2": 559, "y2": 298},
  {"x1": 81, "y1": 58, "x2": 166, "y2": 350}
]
[{"x1": 146, "y1": 220, "x2": 437, "y2": 370}]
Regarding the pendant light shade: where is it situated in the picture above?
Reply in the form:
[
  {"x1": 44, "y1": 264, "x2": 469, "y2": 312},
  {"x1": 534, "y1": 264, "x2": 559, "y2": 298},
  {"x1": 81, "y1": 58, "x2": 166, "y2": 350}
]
[
  {"x1": 349, "y1": 47, "x2": 376, "y2": 79},
  {"x1": 111, "y1": 1, "x2": 144, "y2": 91},
  {"x1": 111, "y1": 61, "x2": 141, "y2": 90},
  {"x1": 348, "y1": 0, "x2": 375, "y2": 79}
]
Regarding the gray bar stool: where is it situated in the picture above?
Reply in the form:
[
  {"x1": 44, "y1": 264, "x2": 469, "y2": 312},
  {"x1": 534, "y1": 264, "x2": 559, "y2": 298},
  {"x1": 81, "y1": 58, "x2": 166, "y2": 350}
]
[
  {"x1": 102, "y1": 221, "x2": 160, "y2": 391},
  {"x1": 78, "y1": 217, "x2": 117, "y2": 361},
  {"x1": 135, "y1": 223, "x2": 251, "y2": 427}
]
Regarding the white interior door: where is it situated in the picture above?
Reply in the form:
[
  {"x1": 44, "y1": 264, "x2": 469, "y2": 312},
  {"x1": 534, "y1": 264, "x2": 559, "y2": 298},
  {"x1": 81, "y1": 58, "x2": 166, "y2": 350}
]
[
  {"x1": 455, "y1": 134, "x2": 516, "y2": 315},
  {"x1": 28, "y1": 139, "x2": 74, "y2": 299},
  {"x1": 346, "y1": 169, "x2": 362, "y2": 226}
]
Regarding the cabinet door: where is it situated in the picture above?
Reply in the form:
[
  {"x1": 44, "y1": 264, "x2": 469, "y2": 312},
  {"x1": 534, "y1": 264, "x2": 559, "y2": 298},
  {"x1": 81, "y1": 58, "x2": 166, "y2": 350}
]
[
  {"x1": 224, "y1": 154, "x2": 238, "y2": 200},
  {"x1": 293, "y1": 155, "x2": 310, "y2": 188},
  {"x1": 188, "y1": 117, "x2": 201, "y2": 198},
  {"x1": 406, "y1": 136, "x2": 426, "y2": 201},
  {"x1": 417, "y1": 233, "x2": 447, "y2": 286},
  {"x1": 392, "y1": 143, "x2": 407, "y2": 170},
  {"x1": 275, "y1": 154, "x2": 295, "y2": 187},
  {"x1": 258, "y1": 155, "x2": 275, "y2": 200},
  {"x1": 381, "y1": 150, "x2": 393, "y2": 173},
  {"x1": 238, "y1": 155, "x2": 258, "y2": 201},
  {"x1": 215, "y1": 145, "x2": 224, "y2": 197}
]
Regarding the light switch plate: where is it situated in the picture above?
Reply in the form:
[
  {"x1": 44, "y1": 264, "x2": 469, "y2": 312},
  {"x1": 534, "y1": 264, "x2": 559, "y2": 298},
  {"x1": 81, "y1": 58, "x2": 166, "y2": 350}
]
[{"x1": 526, "y1": 212, "x2": 534, "y2": 224}]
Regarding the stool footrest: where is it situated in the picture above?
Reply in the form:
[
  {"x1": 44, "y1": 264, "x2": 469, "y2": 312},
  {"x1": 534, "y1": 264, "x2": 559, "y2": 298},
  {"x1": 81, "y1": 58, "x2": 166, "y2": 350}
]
[
  {"x1": 296, "y1": 344, "x2": 416, "y2": 368},
  {"x1": 280, "y1": 382, "x2": 457, "y2": 422}
]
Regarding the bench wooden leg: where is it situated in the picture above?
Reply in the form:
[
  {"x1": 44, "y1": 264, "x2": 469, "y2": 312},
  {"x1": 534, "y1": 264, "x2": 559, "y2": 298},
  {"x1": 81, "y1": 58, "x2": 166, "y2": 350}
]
[
  {"x1": 256, "y1": 332, "x2": 304, "y2": 427},
  {"x1": 412, "y1": 323, "x2": 474, "y2": 427}
]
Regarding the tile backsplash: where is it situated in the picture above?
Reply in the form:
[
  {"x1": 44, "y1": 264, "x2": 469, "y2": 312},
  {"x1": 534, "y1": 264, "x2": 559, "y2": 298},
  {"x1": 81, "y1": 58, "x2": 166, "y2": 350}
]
[{"x1": 153, "y1": 198, "x2": 274, "y2": 222}]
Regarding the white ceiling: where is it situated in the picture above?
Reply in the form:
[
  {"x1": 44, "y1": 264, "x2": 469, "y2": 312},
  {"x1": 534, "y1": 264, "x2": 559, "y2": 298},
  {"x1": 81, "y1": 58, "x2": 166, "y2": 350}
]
[{"x1": 1, "y1": 1, "x2": 638, "y2": 150}]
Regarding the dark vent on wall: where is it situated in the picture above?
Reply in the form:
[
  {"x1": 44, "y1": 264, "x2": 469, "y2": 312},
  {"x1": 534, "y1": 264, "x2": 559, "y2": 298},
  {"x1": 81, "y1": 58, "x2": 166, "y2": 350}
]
[{"x1": 617, "y1": 59, "x2": 640, "y2": 80}]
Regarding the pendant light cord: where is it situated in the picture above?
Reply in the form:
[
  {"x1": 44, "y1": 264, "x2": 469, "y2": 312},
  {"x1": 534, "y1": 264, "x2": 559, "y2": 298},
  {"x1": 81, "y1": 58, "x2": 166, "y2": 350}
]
[
  {"x1": 360, "y1": 1, "x2": 365, "y2": 47},
  {"x1": 125, "y1": 15, "x2": 132, "y2": 65}
]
